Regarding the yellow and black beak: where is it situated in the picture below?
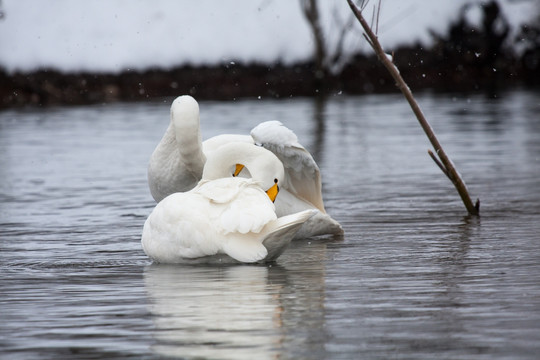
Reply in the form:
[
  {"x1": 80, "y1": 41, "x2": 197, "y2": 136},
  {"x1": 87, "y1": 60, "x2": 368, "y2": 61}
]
[
  {"x1": 266, "y1": 179, "x2": 279, "y2": 203},
  {"x1": 232, "y1": 164, "x2": 244, "y2": 177}
]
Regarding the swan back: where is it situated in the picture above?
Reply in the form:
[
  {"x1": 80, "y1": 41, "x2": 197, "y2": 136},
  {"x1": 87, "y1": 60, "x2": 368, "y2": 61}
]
[{"x1": 202, "y1": 142, "x2": 285, "y2": 192}]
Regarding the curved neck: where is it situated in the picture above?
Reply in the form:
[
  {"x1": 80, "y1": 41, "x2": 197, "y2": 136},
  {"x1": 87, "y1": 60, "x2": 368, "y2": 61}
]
[
  {"x1": 170, "y1": 107, "x2": 206, "y2": 170},
  {"x1": 202, "y1": 143, "x2": 284, "y2": 186}
]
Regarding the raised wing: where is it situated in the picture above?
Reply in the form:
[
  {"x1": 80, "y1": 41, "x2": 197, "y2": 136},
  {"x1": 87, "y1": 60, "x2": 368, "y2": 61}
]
[{"x1": 250, "y1": 121, "x2": 325, "y2": 213}]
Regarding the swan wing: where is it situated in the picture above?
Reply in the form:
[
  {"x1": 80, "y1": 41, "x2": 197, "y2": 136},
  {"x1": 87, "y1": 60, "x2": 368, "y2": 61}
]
[
  {"x1": 222, "y1": 209, "x2": 315, "y2": 263},
  {"x1": 250, "y1": 121, "x2": 325, "y2": 213},
  {"x1": 222, "y1": 237, "x2": 268, "y2": 263},
  {"x1": 141, "y1": 193, "x2": 221, "y2": 262},
  {"x1": 195, "y1": 178, "x2": 277, "y2": 235}
]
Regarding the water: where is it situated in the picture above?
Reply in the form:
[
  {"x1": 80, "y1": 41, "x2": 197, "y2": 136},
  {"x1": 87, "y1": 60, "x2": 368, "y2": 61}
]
[{"x1": 1, "y1": 90, "x2": 539, "y2": 359}]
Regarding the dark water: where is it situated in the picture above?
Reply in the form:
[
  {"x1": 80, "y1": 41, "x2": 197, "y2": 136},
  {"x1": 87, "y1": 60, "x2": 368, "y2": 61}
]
[{"x1": 1, "y1": 90, "x2": 539, "y2": 359}]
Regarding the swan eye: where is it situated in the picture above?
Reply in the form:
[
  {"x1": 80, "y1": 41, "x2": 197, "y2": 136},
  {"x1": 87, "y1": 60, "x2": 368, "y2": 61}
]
[
  {"x1": 255, "y1": 142, "x2": 263, "y2": 147},
  {"x1": 274, "y1": 178, "x2": 278, "y2": 184}
]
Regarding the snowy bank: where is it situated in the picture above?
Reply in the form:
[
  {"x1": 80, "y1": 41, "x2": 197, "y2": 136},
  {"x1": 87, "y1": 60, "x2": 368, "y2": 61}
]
[{"x1": 0, "y1": 0, "x2": 536, "y2": 73}]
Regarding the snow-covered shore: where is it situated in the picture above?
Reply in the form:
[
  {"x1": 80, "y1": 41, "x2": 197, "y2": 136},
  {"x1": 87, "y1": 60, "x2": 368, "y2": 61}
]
[
  {"x1": 0, "y1": 0, "x2": 536, "y2": 73},
  {"x1": 1, "y1": 0, "x2": 538, "y2": 108}
]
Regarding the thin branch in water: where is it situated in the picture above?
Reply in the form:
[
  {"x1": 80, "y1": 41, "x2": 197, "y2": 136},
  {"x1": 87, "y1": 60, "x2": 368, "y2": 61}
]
[
  {"x1": 428, "y1": 149, "x2": 450, "y2": 180},
  {"x1": 346, "y1": 0, "x2": 480, "y2": 216}
]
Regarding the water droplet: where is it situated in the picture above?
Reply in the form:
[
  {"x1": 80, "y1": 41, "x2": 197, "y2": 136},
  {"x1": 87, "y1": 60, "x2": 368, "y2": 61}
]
[
  {"x1": 422, "y1": 74, "x2": 426, "y2": 78},
  {"x1": 475, "y1": 52, "x2": 481, "y2": 58},
  {"x1": 257, "y1": 96, "x2": 261, "y2": 100}
]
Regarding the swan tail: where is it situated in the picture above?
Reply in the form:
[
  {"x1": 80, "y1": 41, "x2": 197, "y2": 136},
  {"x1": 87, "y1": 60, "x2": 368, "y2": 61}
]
[
  {"x1": 293, "y1": 211, "x2": 344, "y2": 239},
  {"x1": 260, "y1": 209, "x2": 317, "y2": 261}
]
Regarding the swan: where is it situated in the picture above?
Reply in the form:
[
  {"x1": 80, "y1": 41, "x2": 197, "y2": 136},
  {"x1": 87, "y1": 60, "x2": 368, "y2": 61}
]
[
  {"x1": 147, "y1": 95, "x2": 342, "y2": 238},
  {"x1": 142, "y1": 142, "x2": 316, "y2": 264}
]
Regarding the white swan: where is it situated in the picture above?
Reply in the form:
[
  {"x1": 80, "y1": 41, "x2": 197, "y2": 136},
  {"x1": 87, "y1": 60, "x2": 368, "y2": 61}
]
[
  {"x1": 147, "y1": 95, "x2": 342, "y2": 238},
  {"x1": 142, "y1": 142, "x2": 315, "y2": 264}
]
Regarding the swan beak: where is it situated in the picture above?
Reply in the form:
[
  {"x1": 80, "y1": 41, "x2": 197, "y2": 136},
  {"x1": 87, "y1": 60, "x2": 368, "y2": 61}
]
[
  {"x1": 232, "y1": 164, "x2": 244, "y2": 177},
  {"x1": 266, "y1": 180, "x2": 279, "y2": 203}
]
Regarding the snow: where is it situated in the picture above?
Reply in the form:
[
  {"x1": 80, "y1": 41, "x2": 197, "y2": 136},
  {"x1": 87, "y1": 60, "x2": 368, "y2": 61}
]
[{"x1": 0, "y1": 0, "x2": 536, "y2": 73}]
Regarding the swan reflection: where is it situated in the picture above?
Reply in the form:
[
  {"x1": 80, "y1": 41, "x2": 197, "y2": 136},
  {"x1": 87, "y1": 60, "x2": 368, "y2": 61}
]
[
  {"x1": 144, "y1": 264, "x2": 286, "y2": 359},
  {"x1": 143, "y1": 240, "x2": 329, "y2": 359}
]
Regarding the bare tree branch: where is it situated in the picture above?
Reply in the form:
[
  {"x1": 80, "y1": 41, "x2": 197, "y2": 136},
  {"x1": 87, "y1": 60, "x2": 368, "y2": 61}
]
[
  {"x1": 375, "y1": 0, "x2": 382, "y2": 34},
  {"x1": 330, "y1": 8, "x2": 356, "y2": 67},
  {"x1": 346, "y1": 0, "x2": 480, "y2": 216},
  {"x1": 301, "y1": 0, "x2": 328, "y2": 78},
  {"x1": 362, "y1": 33, "x2": 375, "y2": 49}
]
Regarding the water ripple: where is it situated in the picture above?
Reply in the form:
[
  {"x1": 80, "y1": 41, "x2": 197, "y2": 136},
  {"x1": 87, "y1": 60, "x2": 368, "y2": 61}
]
[{"x1": 1, "y1": 93, "x2": 540, "y2": 359}]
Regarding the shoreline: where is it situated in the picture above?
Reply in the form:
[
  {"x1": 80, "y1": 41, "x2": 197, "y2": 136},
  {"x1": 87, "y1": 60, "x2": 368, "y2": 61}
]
[
  {"x1": 2, "y1": 0, "x2": 539, "y2": 109},
  {"x1": 1, "y1": 40, "x2": 539, "y2": 109}
]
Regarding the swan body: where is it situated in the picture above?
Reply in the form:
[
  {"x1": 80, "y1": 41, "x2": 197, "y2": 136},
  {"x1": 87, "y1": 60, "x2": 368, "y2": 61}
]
[
  {"x1": 147, "y1": 95, "x2": 342, "y2": 238},
  {"x1": 142, "y1": 142, "x2": 315, "y2": 263}
]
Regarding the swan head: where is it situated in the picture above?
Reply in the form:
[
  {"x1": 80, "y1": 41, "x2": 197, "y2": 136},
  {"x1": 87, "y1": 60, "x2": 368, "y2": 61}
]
[
  {"x1": 170, "y1": 95, "x2": 200, "y2": 133},
  {"x1": 202, "y1": 142, "x2": 285, "y2": 201}
]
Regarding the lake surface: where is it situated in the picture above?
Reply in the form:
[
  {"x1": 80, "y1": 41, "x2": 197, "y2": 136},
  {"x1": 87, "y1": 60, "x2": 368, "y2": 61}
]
[{"x1": 1, "y1": 90, "x2": 539, "y2": 359}]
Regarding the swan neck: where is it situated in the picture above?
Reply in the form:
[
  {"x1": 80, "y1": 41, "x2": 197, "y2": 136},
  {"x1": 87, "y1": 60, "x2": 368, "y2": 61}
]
[
  {"x1": 203, "y1": 151, "x2": 256, "y2": 180},
  {"x1": 202, "y1": 143, "x2": 284, "y2": 188},
  {"x1": 170, "y1": 109, "x2": 206, "y2": 168}
]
